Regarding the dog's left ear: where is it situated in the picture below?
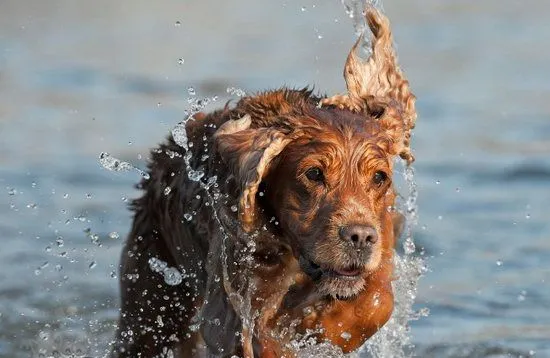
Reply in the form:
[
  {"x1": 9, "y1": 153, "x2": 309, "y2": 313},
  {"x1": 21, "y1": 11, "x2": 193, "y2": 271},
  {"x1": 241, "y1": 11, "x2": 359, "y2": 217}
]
[
  {"x1": 214, "y1": 115, "x2": 297, "y2": 232},
  {"x1": 322, "y1": 6, "x2": 417, "y2": 164}
]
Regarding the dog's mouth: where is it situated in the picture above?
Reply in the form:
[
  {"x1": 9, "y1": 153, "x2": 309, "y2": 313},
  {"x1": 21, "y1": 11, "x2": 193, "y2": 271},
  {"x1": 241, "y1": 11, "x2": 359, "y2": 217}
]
[
  {"x1": 299, "y1": 255, "x2": 364, "y2": 278},
  {"x1": 299, "y1": 254, "x2": 366, "y2": 299}
]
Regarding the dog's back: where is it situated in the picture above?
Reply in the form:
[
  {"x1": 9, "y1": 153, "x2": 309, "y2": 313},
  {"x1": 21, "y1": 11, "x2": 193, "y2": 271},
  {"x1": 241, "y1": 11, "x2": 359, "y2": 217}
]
[{"x1": 113, "y1": 111, "x2": 234, "y2": 357}]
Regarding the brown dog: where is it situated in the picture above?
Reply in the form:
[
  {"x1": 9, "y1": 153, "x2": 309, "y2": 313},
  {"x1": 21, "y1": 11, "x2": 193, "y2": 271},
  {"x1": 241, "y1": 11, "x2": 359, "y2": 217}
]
[{"x1": 112, "y1": 7, "x2": 416, "y2": 358}]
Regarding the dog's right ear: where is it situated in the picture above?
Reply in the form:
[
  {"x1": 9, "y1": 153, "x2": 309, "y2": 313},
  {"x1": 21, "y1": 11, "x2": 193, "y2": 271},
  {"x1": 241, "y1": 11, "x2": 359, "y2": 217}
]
[{"x1": 214, "y1": 115, "x2": 297, "y2": 233}]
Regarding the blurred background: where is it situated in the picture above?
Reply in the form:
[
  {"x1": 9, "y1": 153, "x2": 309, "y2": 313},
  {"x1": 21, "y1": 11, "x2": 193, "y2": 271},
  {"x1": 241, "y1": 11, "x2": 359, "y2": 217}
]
[{"x1": 1, "y1": 0, "x2": 549, "y2": 357}]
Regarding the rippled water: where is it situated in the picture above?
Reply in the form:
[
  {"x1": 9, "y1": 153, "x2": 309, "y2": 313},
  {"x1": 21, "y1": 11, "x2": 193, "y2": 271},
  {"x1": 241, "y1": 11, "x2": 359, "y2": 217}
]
[{"x1": 1, "y1": 0, "x2": 549, "y2": 357}]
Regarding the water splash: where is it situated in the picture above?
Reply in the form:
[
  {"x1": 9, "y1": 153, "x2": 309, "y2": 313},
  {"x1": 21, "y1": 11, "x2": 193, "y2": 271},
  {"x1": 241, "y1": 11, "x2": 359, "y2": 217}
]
[
  {"x1": 340, "y1": 0, "x2": 384, "y2": 59},
  {"x1": 98, "y1": 152, "x2": 150, "y2": 180},
  {"x1": 361, "y1": 164, "x2": 427, "y2": 357},
  {"x1": 167, "y1": 90, "x2": 262, "y2": 350},
  {"x1": 148, "y1": 257, "x2": 184, "y2": 286},
  {"x1": 227, "y1": 86, "x2": 246, "y2": 97}
]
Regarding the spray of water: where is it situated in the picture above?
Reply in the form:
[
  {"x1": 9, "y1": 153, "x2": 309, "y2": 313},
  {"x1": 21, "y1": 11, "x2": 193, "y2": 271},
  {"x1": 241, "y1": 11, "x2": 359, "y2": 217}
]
[
  {"x1": 360, "y1": 164, "x2": 427, "y2": 358},
  {"x1": 340, "y1": 0, "x2": 384, "y2": 59},
  {"x1": 168, "y1": 89, "x2": 262, "y2": 351},
  {"x1": 101, "y1": 2, "x2": 425, "y2": 354},
  {"x1": 98, "y1": 152, "x2": 150, "y2": 180},
  {"x1": 334, "y1": 2, "x2": 427, "y2": 356}
]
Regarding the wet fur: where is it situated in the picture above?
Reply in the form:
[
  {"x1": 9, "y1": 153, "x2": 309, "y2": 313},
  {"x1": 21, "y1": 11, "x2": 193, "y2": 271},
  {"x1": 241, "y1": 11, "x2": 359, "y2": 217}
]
[
  {"x1": 112, "y1": 7, "x2": 415, "y2": 358},
  {"x1": 113, "y1": 89, "x2": 401, "y2": 357}
]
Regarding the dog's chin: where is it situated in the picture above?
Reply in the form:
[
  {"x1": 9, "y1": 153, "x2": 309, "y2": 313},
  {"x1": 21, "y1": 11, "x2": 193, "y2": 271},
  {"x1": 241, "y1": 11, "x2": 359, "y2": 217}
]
[
  {"x1": 319, "y1": 274, "x2": 366, "y2": 300},
  {"x1": 298, "y1": 255, "x2": 369, "y2": 300}
]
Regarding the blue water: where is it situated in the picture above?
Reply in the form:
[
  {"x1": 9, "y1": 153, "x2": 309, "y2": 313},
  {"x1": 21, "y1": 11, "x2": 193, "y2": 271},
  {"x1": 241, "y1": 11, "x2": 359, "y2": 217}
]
[{"x1": 1, "y1": 0, "x2": 549, "y2": 357}]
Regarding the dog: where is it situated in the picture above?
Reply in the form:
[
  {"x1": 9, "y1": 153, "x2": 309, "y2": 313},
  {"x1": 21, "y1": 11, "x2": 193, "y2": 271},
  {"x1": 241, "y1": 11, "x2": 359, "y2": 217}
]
[{"x1": 112, "y1": 7, "x2": 416, "y2": 358}]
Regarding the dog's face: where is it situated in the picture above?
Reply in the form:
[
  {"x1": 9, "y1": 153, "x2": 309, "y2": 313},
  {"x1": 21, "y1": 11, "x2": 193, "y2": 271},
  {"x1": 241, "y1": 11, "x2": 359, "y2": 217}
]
[
  {"x1": 215, "y1": 105, "x2": 401, "y2": 300},
  {"x1": 262, "y1": 110, "x2": 396, "y2": 299},
  {"x1": 214, "y1": 6, "x2": 416, "y2": 303}
]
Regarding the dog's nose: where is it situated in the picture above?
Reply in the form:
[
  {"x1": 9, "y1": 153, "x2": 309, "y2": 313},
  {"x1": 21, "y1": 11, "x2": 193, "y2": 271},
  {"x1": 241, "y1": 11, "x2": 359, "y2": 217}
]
[{"x1": 339, "y1": 225, "x2": 378, "y2": 247}]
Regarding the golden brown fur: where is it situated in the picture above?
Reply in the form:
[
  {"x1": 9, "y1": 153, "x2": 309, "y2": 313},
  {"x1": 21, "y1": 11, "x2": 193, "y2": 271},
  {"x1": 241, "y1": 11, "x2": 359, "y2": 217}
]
[{"x1": 112, "y1": 7, "x2": 415, "y2": 358}]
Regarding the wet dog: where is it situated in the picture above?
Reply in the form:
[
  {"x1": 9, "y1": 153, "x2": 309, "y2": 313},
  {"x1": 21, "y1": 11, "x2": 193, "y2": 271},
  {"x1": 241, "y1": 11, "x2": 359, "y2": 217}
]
[{"x1": 112, "y1": 7, "x2": 416, "y2": 358}]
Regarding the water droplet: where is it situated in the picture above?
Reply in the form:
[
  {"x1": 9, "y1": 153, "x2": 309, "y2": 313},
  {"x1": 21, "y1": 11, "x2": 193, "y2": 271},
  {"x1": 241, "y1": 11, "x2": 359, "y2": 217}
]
[
  {"x1": 110, "y1": 271, "x2": 117, "y2": 278},
  {"x1": 517, "y1": 290, "x2": 527, "y2": 302},
  {"x1": 99, "y1": 152, "x2": 149, "y2": 179},
  {"x1": 496, "y1": 259, "x2": 503, "y2": 266},
  {"x1": 56, "y1": 237, "x2": 64, "y2": 247},
  {"x1": 301, "y1": 6, "x2": 306, "y2": 12},
  {"x1": 340, "y1": 332, "x2": 352, "y2": 341},
  {"x1": 230, "y1": 205, "x2": 238, "y2": 212},
  {"x1": 184, "y1": 213, "x2": 192, "y2": 221},
  {"x1": 38, "y1": 330, "x2": 49, "y2": 341},
  {"x1": 27, "y1": 203, "x2": 37, "y2": 209},
  {"x1": 525, "y1": 213, "x2": 531, "y2": 219},
  {"x1": 164, "y1": 267, "x2": 183, "y2": 286},
  {"x1": 187, "y1": 87, "x2": 196, "y2": 96},
  {"x1": 109, "y1": 231, "x2": 120, "y2": 240},
  {"x1": 435, "y1": 180, "x2": 440, "y2": 185},
  {"x1": 403, "y1": 238, "x2": 415, "y2": 255},
  {"x1": 171, "y1": 122, "x2": 188, "y2": 149},
  {"x1": 175, "y1": 20, "x2": 181, "y2": 27},
  {"x1": 418, "y1": 307, "x2": 430, "y2": 317},
  {"x1": 188, "y1": 170, "x2": 205, "y2": 182},
  {"x1": 156, "y1": 315, "x2": 164, "y2": 327},
  {"x1": 178, "y1": 58, "x2": 184, "y2": 65},
  {"x1": 205, "y1": 175, "x2": 217, "y2": 188},
  {"x1": 226, "y1": 87, "x2": 246, "y2": 97},
  {"x1": 85, "y1": 193, "x2": 92, "y2": 199},
  {"x1": 89, "y1": 261, "x2": 97, "y2": 270},
  {"x1": 7, "y1": 187, "x2": 17, "y2": 196},
  {"x1": 189, "y1": 322, "x2": 200, "y2": 332},
  {"x1": 63, "y1": 193, "x2": 69, "y2": 199},
  {"x1": 164, "y1": 187, "x2": 172, "y2": 196},
  {"x1": 148, "y1": 257, "x2": 168, "y2": 273},
  {"x1": 372, "y1": 292, "x2": 381, "y2": 306},
  {"x1": 455, "y1": 187, "x2": 460, "y2": 193}
]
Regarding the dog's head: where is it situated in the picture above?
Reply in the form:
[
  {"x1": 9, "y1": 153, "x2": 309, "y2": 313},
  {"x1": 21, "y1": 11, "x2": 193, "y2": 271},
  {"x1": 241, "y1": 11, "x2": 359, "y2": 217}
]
[{"x1": 214, "y1": 7, "x2": 415, "y2": 300}]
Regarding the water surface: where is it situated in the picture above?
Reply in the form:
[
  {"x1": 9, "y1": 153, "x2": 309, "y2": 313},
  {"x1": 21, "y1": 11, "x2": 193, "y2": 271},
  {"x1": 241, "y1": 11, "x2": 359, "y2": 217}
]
[{"x1": 1, "y1": 0, "x2": 549, "y2": 357}]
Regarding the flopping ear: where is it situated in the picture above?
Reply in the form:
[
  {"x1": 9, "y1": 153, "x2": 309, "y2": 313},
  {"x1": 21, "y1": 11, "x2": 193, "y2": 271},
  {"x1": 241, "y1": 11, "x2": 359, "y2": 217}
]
[
  {"x1": 321, "y1": 6, "x2": 417, "y2": 163},
  {"x1": 214, "y1": 115, "x2": 296, "y2": 232}
]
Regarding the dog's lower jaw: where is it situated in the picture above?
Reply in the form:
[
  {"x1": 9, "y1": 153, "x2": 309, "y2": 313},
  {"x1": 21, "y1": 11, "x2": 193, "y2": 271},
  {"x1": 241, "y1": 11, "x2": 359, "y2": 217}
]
[{"x1": 321, "y1": 275, "x2": 366, "y2": 300}]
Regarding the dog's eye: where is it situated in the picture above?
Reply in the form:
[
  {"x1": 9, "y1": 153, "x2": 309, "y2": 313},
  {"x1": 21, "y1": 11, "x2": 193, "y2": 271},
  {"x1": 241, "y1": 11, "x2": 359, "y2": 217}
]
[
  {"x1": 373, "y1": 171, "x2": 388, "y2": 186},
  {"x1": 305, "y1": 167, "x2": 324, "y2": 182}
]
